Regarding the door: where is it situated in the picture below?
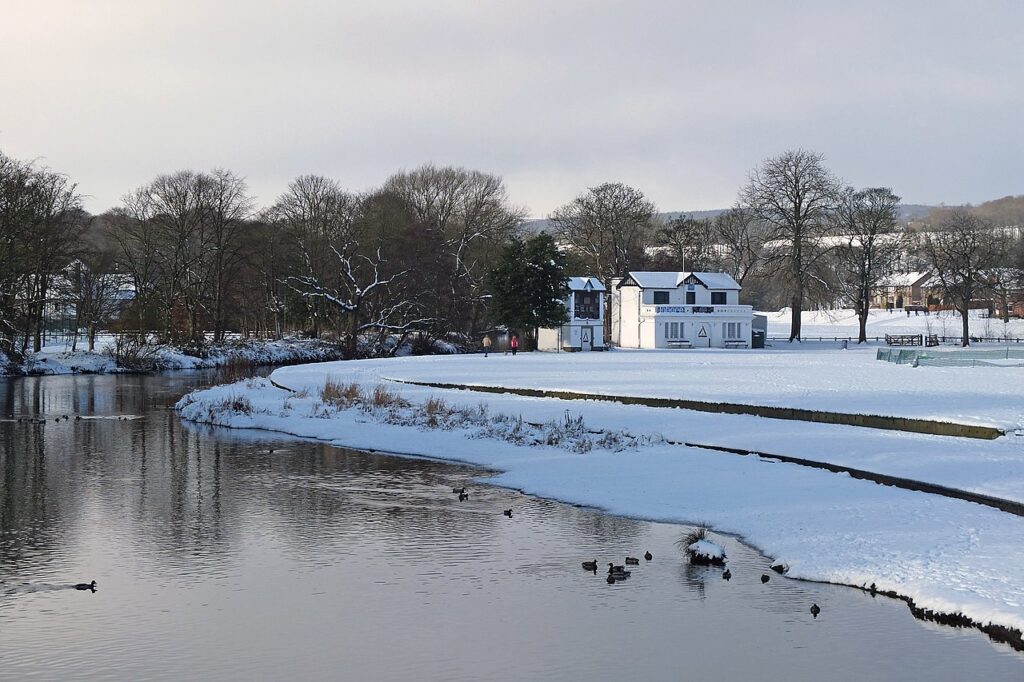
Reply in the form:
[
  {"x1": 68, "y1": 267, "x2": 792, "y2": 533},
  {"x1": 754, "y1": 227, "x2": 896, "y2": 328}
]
[{"x1": 581, "y1": 327, "x2": 593, "y2": 351}]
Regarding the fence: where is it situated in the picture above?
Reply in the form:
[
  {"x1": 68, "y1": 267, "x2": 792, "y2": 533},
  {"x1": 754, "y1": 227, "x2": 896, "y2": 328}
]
[
  {"x1": 769, "y1": 336, "x2": 1024, "y2": 344},
  {"x1": 877, "y1": 346, "x2": 1024, "y2": 368}
]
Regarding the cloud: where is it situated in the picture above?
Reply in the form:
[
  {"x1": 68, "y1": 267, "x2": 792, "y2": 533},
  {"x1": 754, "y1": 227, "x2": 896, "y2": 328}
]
[{"x1": 1, "y1": 1, "x2": 1021, "y2": 215}]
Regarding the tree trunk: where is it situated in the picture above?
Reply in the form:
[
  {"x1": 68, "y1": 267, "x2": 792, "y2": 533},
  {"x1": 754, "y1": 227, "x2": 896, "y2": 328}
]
[
  {"x1": 960, "y1": 305, "x2": 970, "y2": 347},
  {"x1": 1000, "y1": 290, "x2": 1010, "y2": 324},
  {"x1": 789, "y1": 292, "x2": 802, "y2": 342}
]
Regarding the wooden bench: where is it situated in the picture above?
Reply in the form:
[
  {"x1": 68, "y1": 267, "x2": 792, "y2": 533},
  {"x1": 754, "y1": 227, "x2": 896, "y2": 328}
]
[
  {"x1": 723, "y1": 340, "x2": 748, "y2": 349},
  {"x1": 885, "y1": 334, "x2": 923, "y2": 346},
  {"x1": 666, "y1": 340, "x2": 692, "y2": 349}
]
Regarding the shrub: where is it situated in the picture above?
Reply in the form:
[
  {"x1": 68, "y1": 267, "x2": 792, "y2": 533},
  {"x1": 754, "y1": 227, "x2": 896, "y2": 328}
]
[{"x1": 321, "y1": 378, "x2": 361, "y2": 407}]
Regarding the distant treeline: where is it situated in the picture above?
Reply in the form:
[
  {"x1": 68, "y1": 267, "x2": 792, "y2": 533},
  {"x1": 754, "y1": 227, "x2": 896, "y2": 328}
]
[{"x1": 1, "y1": 148, "x2": 1022, "y2": 358}]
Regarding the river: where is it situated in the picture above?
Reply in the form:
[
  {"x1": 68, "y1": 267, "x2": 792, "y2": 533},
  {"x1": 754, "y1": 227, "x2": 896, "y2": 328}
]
[{"x1": 1, "y1": 371, "x2": 1022, "y2": 680}]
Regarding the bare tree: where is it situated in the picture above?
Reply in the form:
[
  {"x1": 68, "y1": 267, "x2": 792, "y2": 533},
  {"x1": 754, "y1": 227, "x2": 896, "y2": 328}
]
[
  {"x1": 550, "y1": 182, "x2": 655, "y2": 282},
  {"x1": 740, "y1": 150, "x2": 842, "y2": 341},
  {"x1": 654, "y1": 214, "x2": 717, "y2": 271},
  {"x1": 713, "y1": 207, "x2": 765, "y2": 286},
  {"x1": 919, "y1": 211, "x2": 1001, "y2": 346},
  {"x1": 384, "y1": 165, "x2": 524, "y2": 335},
  {"x1": 833, "y1": 187, "x2": 905, "y2": 343}
]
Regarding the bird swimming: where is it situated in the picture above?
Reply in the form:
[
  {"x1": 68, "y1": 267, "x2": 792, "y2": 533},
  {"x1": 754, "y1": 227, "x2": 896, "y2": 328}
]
[
  {"x1": 503, "y1": 509, "x2": 512, "y2": 518},
  {"x1": 625, "y1": 557, "x2": 639, "y2": 565},
  {"x1": 458, "y1": 492, "x2": 468, "y2": 501},
  {"x1": 74, "y1": 581, "x2": 96, "y2": 591},
  {"x1": 452, "y1": 487, "x2": 466, "y2": 494},
  {"x1": 644, "y1": 551, "x2": 653, "y2": 561},
  {"x1": 810, "y1": 603, "x2": 821, "y2": 617},
  {"x1": 722, "y1": 569, "x2": 731, "y2": 581},
  {"x1": 582, "y1": 560, "x2": 598, "y2": 572},
  {"x1": 606, "y1": 574, "x2": 616, "y2": 584},
  {"x1": 608, "y1": 563, "x2": 631, "y2": 578},
  {"x1": 761, "y1": 574, "x2": 770, "y2": 584}
]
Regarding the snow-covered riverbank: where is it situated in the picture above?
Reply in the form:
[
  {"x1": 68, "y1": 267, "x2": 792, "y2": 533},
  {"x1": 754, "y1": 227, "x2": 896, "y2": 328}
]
[
  {"x1": 174, "y1": 350, "x2": 1024, "y2": 645},
  {"x1": 1, "y1": 338, "x2": 346, "y2": 376}
]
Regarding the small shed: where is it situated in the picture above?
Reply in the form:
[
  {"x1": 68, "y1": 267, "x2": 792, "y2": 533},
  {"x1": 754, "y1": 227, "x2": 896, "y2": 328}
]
[{"x1": 537, "y1": 276, "x2": 607, "y2": 351}]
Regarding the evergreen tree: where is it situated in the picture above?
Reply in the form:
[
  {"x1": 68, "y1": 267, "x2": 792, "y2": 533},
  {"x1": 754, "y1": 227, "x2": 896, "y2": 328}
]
[{"x1": 489, "y1": 234, "x2": 568, "y2": 348}]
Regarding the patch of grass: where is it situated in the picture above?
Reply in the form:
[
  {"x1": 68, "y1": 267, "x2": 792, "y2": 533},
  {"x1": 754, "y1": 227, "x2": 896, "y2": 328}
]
[{"x1": 321, "y1": 378, "x2": 361, "y2": 407}]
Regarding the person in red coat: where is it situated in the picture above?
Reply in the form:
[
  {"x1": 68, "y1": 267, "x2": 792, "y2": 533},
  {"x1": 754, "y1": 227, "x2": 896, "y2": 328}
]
[{"x1": 510, "y1": 334, "x2": 519, "y2": 356}]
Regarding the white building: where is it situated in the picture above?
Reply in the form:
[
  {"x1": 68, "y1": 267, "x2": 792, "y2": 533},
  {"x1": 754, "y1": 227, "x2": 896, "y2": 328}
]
[
  {"x1": 537, "y1": 276, "x2": 606, "y2": 351},
  {"x1": 610, "y1": 271, "x2": 753, "y2": 349}
]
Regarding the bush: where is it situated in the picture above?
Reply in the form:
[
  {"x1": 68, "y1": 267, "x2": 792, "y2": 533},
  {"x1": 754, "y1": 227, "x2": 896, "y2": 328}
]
[{"x1": 321, "y1": 378, "x2": 361, "y2": 407}]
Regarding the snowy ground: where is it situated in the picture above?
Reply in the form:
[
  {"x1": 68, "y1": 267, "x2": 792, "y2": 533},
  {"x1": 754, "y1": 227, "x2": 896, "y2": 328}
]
[
  {"x1": 271, "y1": 346, "x2": 1024, "y2": 430},
  {"x1": 764, "y1": 308, "x2": 1024, "y2": 340},
  {"x1": 174, "y1": 348, "x2": 1024, "y2": 640}
]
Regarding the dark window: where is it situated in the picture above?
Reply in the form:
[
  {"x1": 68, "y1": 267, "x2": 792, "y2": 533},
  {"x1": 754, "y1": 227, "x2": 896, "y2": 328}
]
[
  {"x1": 685, "y1": 291, "x2": 696, "y2": 304},
  {"x1": 711, "y1": 291, "x2": 726, "y2": 305},
  {"x1": 573, "y1": 291, "x2": 600, "y2": 319},
  {"x1": 653, "y1": 291, "x2": 670, "y2": 304}
]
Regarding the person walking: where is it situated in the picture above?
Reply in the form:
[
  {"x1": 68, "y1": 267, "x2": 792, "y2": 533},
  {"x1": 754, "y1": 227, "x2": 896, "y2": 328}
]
[
  {"x1": 482, "y1": 334, "x2": 492, "y2": 357},
  {"x1": 510, "y1": 334, "x2": 519, "y2": 356}
]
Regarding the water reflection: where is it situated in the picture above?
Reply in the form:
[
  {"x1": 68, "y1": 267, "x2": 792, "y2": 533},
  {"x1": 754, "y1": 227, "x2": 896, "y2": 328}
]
[{"x1": 0, "y1": 372, "x2": 1022, "y2": 681}]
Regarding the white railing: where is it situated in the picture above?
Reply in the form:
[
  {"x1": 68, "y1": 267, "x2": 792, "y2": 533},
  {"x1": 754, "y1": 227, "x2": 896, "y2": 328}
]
[{"x1": 640, "y1": 305, "x2": 752, "y2": 316}]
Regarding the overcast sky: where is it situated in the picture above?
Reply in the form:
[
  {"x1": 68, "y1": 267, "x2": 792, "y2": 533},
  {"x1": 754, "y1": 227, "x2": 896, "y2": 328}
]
[{"x1": 2, "y1": 1, "x2": 1022, "y2": 217}]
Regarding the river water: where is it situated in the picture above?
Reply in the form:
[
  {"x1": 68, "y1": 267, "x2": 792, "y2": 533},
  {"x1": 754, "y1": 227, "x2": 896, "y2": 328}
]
[{"x1": 1, "y1": 372, "x2": 1022, "y2": 681}]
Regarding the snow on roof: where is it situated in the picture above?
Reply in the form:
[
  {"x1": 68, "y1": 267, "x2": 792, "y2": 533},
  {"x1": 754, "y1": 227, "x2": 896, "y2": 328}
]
[
  {"x1": 690, "y1": 272, "x2": 741, "y2": 290},
  {"x1": 878, "y1": 271, "x2": 930, "y2": 287},
  {"x1": 621, "y1": 271, "x2": 741, "y2": 290},
  {"x1": 566, "y1": 276, "x2": 605, "y2": 291},
  {"x1": 623, "y1": 271, "x2": 685, "y2": 289}
]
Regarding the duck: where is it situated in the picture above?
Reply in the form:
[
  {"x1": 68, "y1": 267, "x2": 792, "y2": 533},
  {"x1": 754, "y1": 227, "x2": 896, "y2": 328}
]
[
  {"x1": 722, "y1": 569, "x2": 732, "y2": 581},
  {"x1": 74, "y1": 581, "x2": 96, "y2": 591},
  {"x1": 644, "y1": 551, "x2": 653, "y2": 561},
  {"x1": 869, "y1": 582, "x2": 877, "y2": 596},
  {"x1": 503, "y1": 509, "x2": 512, "y2": 518},
  {"x1": 458, "y1": 492, "x2": 469, "y2": 502},
  {"x1": 581, "y1": 560, "x2": 598, "y2": 572},
  {"x1": 761, "y1": 574, "x2": 770, "y2": 584},
  {"x1": 625, "y1": 557, "x2": 640, "y2": 565},
  {"x1": 810, "y1": 603, "x2": 821, "y2": 617},
  {"x1": 607, "y1": 563, "x2": 631, "y2": 578},
  {"x1": 606, "y1": 574, "x2": 616, "y2": 584},
  {"x1": 452, "y1": 487, "x2": 466, "y2": 494}
]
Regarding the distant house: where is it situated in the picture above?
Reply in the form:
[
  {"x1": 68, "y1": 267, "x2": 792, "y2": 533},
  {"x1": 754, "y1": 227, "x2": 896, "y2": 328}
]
[
  {"x1": 873, "y1": 271, "x2": 932, "y2": 309},
  {"x1": 536, "y1": 277, "x2": 606, "y2": 351},
  {"x1": 610, "y1": 271, "x2": 753, "y2": 349}
]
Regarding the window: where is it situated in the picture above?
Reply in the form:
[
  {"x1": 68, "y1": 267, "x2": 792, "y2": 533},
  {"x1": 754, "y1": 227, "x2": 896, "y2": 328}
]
[
  {"x1": 573, "y1": 291, "x2": 599, "y2": 319},
  {"x1": 685, "y1": 291, "x2": 696, "y2": 304},
  {"x1": 664, "y1": 322, "x2": 684, "y2": 339},
  {"x1": 711, "y1": 291, "x2": 727, "y2": 305},
  {"x1": 724, "y1": 322, "x2": 742, "y2": 339},
  {"x1": 653, "y1": 291, "x2": 670, "y2": 305}
]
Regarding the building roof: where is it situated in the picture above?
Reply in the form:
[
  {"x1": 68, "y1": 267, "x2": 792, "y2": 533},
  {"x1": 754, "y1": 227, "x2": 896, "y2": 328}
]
[
  {"x1": 566, "y1": 276, "x2": 606, "y2": 291},
  {"x1": 878, "y1": 271, "x2": 930, "y2": 288},
  {"x1": 619, "y1": 271, "x2": 741, "y2": 290}
]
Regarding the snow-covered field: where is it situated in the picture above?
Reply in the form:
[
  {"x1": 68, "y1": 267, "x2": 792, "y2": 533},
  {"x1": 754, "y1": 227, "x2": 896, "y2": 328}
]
[
  {"x1": 764, "y1": 308, "x2": 1024, "y2": 340},
  {"x1": 272, "y1": 345, "x2": 1023, "y2": 430},
  {"x1": 174, "y1": 348, "x2": 1024, "y2": 642}
]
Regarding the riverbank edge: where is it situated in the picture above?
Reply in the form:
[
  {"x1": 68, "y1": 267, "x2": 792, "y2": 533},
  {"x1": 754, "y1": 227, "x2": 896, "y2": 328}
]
[
  {"x1": 0, "y1": 339, "x2": 349, "y2": 378},
  {"x1": 175, "y1": 398, "x2": 1024, "y2": 655}
]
